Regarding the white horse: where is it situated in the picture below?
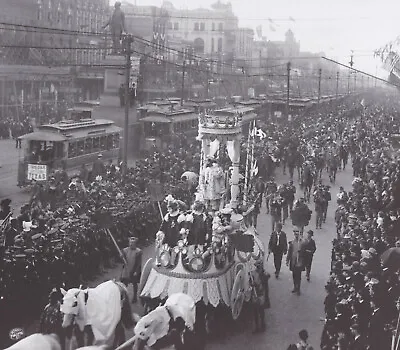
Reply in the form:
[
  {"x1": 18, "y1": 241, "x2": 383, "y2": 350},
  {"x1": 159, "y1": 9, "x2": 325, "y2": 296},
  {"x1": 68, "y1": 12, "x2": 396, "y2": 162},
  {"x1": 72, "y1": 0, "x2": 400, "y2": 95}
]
[
  {"x1": 4, "y1": 333, "x2": 61, "y2": 350},
  {"x1": 60, "y1": 280, "x2": 132, "y2": 348},
  {"x1": 115, "y1": 293, "x2": 197, "y2": 350}
]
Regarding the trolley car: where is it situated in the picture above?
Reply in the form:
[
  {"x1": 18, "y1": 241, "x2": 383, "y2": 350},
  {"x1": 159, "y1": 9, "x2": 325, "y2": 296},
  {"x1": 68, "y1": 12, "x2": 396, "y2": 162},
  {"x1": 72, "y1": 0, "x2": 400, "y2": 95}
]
[{"x1": 17, "y1": 109, "x2": 122, "y2": 186}]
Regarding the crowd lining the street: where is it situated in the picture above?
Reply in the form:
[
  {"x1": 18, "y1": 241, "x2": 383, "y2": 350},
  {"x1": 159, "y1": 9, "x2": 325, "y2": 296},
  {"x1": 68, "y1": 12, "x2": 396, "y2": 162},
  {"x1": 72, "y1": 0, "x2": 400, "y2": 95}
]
[{"x1": 0, "y1": 91, "x2": 399, "y2": 349}]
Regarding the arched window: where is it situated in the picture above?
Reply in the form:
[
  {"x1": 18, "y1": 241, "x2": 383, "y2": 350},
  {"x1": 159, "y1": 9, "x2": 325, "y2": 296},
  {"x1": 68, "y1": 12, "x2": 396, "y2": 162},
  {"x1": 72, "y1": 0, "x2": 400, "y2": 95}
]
[{"x1": 193, "y1": 38, "x2": 205, "y2": 54}]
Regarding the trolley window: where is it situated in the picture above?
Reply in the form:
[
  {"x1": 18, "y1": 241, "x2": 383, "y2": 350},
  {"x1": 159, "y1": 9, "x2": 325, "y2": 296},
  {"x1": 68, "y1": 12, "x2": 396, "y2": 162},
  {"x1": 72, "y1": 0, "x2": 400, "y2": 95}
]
[{"x1": 85, "y1": 138, "x2": 93, "y2": 154}]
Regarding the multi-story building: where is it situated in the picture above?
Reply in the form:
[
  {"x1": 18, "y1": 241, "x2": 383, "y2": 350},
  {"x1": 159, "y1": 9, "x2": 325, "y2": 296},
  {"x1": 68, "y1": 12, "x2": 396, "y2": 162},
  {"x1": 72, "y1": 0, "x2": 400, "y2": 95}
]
[
  {"x1": 0, "y1": 0, "x2": 109, "y2": 117},
  {"x1": 164, "y1": 0, "x2": 238, "y2": 59},
  {"x1": 235, "y1": 28, "x2": 254, "y2": 64}
]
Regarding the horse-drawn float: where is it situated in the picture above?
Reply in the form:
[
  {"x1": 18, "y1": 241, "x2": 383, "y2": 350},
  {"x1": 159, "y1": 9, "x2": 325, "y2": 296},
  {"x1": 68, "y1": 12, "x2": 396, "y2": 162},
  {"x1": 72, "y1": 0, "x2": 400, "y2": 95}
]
[{"x1": 138, "y1": 110, "x2": 266, "y2": 327}]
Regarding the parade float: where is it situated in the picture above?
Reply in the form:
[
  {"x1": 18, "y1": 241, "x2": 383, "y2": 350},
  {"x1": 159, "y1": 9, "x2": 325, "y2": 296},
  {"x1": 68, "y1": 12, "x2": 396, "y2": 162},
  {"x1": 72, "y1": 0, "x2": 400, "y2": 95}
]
[{"x1": 138, "y1": 110, "x2": 265, "y2": 322}]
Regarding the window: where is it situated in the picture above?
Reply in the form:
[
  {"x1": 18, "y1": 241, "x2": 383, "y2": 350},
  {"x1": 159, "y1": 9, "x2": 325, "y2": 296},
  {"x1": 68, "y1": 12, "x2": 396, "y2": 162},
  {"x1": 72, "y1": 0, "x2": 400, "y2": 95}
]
[
  {"x1": 106, "y1": 135, "x2": 113, "y2": 150},
  {"x1": 84, "y1": 138, "x2": 92, "y2": 153},
  {"x1": 174, "y1": 22, "x2": 179, "y2": 30},
  {"x1": 218, "y1": 23, "x2": 223, "y2": 32},
  {"x1": 112, "y1": 134, "x2": 120, "y2": 148},
  {"x1": 68, "y1": 142, "x2": 77, "y2": 158},
  {"x1": 212, "y1": 23, "x2": 215, "y2": 31},
  {"x1": 92, "y1": 137, "x2": 100, "y2": 152},
  {"x1": 200, "y1": 23, "x2": 205, "y2": 31},
  {"x1": 77, "y1": 140, "x2": 84, "y2": 155},
  {"x1": 217, "y1": 38, "x2": 223, "y2": 52},
  {"x1": 100, "y1": 136, "x2": 107, "y2": 150},
  {"x1": 211, "y1": 38, "x2": 214, "y2": 53},
  {"x1": 168, "y1": 22, "x2": 173, "y2": 29},
  {"x1": 194, "y1": 23, "x2": 199, "y2": 31}
]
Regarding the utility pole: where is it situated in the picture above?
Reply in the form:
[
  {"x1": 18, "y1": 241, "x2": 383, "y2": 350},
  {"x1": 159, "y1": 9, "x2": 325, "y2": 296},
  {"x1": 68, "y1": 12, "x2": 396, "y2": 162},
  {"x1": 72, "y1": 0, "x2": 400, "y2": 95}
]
[
  {"x1": 181, "y1": 60, "x2": 186, "y2": 106},
  {"x1": 354, "y1": 73, "x2": 357, "y2": 93},
  {"x1": 348, "y1": 51, "x2": 354, "y2": 95},
  {"x1": 317, "y1": 68, "x2": 322, "y2": 105},
  {"x1": 336, "y1": 71, "x2": 339, "y2": 99},
  {"x1": 286, "y1": 62, "x2": 291, "y2": 120},
  {"x1": 205, "y1": 64, "x2": 210, "y2": 99},
  {"x1": 123, "y1": 35, "x2": 133, "y2": 176}
]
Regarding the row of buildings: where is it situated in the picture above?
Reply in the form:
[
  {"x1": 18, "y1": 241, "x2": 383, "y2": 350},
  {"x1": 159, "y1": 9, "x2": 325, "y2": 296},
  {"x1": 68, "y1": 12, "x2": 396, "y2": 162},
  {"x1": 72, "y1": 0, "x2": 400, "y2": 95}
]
[{"x1": 1, "y1": 0, "x2": 344, "y2": 120}]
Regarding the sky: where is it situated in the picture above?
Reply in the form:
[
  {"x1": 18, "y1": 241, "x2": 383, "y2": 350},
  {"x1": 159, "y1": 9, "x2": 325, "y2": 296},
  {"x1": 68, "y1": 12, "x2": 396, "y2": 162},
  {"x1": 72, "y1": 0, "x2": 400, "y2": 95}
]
[{"x1": 115, "y1": 0, "x2": 400, "y2": 79}]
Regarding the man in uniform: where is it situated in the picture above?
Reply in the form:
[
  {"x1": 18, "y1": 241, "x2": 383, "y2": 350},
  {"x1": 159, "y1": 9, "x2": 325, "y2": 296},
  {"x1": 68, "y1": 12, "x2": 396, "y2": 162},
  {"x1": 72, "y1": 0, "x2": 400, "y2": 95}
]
[
  {"x1": 302, "y1": 230, "x2": 316, "y2": 282},
  {"x1": 268, "y1": 222, "x2": 288, "y2": 278},
  {"x1": 286, "y1": 229, "x2": 305, "y2": 295},
  {"x1": 120, "y1": 236, "x2": 142, "y2": 303}
]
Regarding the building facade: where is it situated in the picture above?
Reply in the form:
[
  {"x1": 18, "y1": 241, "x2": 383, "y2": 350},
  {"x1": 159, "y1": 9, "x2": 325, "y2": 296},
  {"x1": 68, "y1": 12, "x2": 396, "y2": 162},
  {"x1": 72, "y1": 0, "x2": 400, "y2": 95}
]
[
  {"x1": 0, "y1": 0, "x2": 110, "y2": 117},
  {"x1": 164, "y1": 0, "x2": 238, "y2": 58}
]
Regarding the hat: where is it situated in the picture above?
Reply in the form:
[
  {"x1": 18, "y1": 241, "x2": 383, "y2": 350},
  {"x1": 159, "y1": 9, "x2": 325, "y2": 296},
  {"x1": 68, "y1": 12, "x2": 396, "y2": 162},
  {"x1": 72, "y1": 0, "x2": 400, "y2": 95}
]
[
  {"x1": 22, "y1": 221, "x2": 32, "y2": 232},
  {"x1": 0, "y1": 198, "x2": 11, "y2": 206},
  {"x1": 221, "y1": 207, "x2": 233, "y2": 215},
  {"x1": 368, "y1": 247, "x2": 377, "y2": 255},
  {"x1": 192, "y1": 201, "x2": 205, "y2": 211},
  {"x1": 307, "y1": 230, "x2": 314, "y2": 236},
  {"x1": 97, "y1": 153, "x2": 103, "y2": 158},
  {"x1": 129, "y1": 236, "x2": 138, "y2": 242}
]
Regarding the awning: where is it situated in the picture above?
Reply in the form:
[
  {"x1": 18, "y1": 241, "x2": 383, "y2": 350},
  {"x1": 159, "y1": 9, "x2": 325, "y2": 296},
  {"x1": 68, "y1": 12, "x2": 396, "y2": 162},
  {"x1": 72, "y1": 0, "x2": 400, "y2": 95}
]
[
  {"x1": 20, "y1": 131, "x2": 67, "y2": 142},
  {"x1": 140, "y1": 116, "x2": 172, "y2": 123}
]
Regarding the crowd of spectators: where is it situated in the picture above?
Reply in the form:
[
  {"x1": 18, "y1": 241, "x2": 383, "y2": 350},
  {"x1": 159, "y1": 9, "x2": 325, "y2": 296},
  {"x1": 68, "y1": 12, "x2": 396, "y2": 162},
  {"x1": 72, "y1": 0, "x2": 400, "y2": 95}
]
[
  {"x1": 1, "y1": 90, "x2": 400, "y2": 349},
  {"x1": 320, "y1": 100, "x2": 400, "y2": 349},
  {"x1": 0, "y1": 101, "x2": 71, "y2": 140}
]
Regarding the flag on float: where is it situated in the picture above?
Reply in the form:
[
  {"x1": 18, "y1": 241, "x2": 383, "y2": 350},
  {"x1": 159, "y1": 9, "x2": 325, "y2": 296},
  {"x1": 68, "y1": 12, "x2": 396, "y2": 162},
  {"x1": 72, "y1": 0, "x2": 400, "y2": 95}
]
[
  {"x1": 360, "y1": 99, "x2": 365, "y2": 107},
  {"x1": 251, "y1": 160, "x2": 258, "y2": 177},
  {"x1": 255, "y1": 128, "x2": 267, "y2": 139},
  {"x1": 269, "y1": 24, "x2": 276, "y2": 32}
]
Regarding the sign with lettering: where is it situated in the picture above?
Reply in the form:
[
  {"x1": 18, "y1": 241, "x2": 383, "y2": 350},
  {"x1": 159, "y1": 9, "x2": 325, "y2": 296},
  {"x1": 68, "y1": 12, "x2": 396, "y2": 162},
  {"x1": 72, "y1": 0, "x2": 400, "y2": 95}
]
[{"x1": 27, "y1": 164, "x2": 48, "y2": 181}]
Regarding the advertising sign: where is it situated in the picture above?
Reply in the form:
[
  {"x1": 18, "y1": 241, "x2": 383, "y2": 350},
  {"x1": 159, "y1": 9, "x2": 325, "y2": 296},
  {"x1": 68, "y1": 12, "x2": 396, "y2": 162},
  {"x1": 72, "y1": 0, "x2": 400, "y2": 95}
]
[{"x1": 27, "y1": 164, "x2": 48, "y2": 181}]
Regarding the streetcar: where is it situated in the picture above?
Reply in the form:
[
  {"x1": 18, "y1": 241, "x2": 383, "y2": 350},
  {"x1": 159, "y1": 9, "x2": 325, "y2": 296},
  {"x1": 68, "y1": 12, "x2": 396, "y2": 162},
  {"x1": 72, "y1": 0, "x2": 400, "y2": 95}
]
[
  {"x1": 17, "y1": 107, "x2": 122, "y2": 186},
  {"x1": 138, "y1": 106, "x2": 198, "y2": 152}
]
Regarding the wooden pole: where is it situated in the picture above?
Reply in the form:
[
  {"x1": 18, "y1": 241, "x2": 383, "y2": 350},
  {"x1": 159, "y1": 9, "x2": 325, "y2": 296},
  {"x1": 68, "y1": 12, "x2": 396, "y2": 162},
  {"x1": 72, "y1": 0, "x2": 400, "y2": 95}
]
[{"x1": 105, "y1": 228, "x2": 128, "y2": 266}]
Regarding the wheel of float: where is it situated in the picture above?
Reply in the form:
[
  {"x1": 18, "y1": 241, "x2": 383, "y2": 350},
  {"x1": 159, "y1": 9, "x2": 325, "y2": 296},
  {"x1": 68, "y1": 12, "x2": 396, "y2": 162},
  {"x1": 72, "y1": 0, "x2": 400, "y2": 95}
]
[
  {"x1": 230, "y1": 268, "x2": 245, "y2": 320},
  {"x1": 138, "y1": 257, "x2": 154, "y2": 300}
]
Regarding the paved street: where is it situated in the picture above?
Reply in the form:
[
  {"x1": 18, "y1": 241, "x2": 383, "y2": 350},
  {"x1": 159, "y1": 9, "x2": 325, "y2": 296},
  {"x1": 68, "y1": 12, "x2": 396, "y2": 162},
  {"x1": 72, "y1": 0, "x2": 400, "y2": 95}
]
[
  {"x1": 207, "y1": 165, "x2": 354, "y2": 349},
  {"x1": 6, "y1": 159, "x2": 354, "y2": 349}
]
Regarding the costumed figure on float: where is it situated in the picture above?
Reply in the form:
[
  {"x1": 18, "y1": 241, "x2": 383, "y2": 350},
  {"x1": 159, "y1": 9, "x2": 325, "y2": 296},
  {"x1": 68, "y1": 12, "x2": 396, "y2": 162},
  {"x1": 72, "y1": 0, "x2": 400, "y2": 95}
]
[{"x1": 138, "y1": 110, "x2": 267, "y2": 346}]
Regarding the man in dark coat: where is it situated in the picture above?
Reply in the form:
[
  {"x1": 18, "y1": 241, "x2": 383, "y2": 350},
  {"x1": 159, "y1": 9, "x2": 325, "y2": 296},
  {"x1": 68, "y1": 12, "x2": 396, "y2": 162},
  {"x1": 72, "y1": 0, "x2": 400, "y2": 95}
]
[
  {"x1": 302, "y1": 230, "x2": 316, "y2": 281},
  {"x1": 120, "y1": 236, "x2": 142, "y2": 303},
  {"x1": 349, "y1": 324, "x2": 367, "y2": 350},
  {"x1": 268, "y1": 222, "x2": 288, "y2": 279},
  {"x1": 91, "y1": 153, "x2": 106, "y2": 180},
  {"x1": 286, "y1": 229, "x2": 305, "y2": 295}
]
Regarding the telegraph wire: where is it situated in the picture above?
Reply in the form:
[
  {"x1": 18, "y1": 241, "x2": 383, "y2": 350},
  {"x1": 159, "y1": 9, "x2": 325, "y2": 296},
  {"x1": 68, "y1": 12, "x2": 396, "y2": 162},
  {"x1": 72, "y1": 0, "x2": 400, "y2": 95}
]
[{"x1": 0, "y1": 21, "x2": 377, "y2": 68}]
